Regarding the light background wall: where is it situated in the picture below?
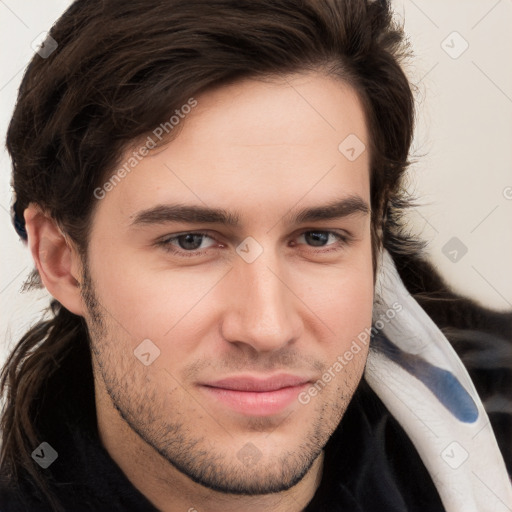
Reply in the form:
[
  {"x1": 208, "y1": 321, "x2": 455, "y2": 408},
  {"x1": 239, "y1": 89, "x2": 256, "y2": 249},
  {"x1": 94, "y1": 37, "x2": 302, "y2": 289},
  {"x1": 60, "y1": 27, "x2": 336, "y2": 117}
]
[{"x1": 1, "y1": 0, "x2": 511, "y2": 366}]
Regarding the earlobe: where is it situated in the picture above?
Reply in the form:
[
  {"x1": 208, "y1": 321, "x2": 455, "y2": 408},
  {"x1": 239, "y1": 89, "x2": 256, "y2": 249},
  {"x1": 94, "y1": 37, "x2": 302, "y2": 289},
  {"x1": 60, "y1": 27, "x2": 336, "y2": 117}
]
[{"x1": 24, "y1": 204, "x2": 85, "y2": 316}]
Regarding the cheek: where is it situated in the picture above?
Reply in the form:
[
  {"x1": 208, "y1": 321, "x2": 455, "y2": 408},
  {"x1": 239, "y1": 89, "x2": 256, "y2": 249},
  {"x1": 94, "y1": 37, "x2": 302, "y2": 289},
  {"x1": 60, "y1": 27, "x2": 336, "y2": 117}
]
[
  {"x1": 87, "y1": 242, "x2": 226, "y2": 344},
  {"x1": 323, "y1": 276, "x2": 373, "y2": 345},
  {"x1": 307, "y1": 250, "x2": 374, "y2": 356}
]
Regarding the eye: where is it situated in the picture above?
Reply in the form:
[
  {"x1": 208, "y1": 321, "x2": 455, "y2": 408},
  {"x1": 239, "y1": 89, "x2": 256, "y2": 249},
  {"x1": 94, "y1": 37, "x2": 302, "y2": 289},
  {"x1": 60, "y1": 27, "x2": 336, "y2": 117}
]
[
  {"x1": 157, "y1": 232, "x2": 218, "y2": 257},
  {"x1": 294, "y1": 230, "x2": 350, "y2": 252},
  {"x1": 297, "y1": 231, "x2": 340, "y2": 247}
]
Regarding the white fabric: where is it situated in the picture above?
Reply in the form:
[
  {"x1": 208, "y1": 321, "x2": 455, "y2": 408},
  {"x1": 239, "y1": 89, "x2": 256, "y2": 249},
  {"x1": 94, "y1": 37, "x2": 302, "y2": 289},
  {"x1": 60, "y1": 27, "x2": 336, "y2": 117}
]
[{"x1": 365, "y1": 249, "x2": 512, "y2": 512}]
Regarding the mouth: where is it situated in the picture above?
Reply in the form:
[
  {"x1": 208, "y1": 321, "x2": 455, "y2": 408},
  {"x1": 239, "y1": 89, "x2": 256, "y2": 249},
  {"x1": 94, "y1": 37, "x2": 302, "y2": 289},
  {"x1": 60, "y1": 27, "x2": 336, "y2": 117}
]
[{"x1": 198, "y1": 374, "x2": 312, "y2": 416}]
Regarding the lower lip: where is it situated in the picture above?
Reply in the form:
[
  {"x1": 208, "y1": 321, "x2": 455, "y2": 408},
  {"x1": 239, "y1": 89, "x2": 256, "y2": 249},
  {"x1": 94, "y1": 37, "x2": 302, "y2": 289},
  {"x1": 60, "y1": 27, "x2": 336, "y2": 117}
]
[{"x1": 200, "y1": 384, "x2": 309, "y2": 416}]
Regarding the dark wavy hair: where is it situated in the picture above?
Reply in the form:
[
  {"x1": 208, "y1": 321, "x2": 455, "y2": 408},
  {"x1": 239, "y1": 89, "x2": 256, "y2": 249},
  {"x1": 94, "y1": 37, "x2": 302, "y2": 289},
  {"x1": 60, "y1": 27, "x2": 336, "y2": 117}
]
[{"x1": 2, "y1": 0, "x2": 510, "y2": 510}]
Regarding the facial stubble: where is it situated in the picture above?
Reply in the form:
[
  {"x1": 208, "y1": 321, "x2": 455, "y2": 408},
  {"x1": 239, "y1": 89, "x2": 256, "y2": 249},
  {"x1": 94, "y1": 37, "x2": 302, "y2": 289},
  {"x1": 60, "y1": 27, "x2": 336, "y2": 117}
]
[{"x1": 80, "y1": 263, "x2": 363, "y2": 495}]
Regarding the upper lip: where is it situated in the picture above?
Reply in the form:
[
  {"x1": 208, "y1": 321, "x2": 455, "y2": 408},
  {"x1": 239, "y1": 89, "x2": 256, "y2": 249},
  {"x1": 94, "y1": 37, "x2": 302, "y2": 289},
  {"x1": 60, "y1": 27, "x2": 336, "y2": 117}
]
[{"x1": 201, "y1": 374, "x2": 312, "y2": 392}]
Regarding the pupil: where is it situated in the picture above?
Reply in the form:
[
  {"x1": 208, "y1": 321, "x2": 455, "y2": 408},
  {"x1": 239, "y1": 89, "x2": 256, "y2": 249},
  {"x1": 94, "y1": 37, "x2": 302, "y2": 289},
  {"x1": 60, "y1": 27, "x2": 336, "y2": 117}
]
[
  {"x1": 179, "y1": 234, "x2": 203, "y2": 250},
  {"x1": 306, "y1": 231, "x2": 328, "y2": 247}
]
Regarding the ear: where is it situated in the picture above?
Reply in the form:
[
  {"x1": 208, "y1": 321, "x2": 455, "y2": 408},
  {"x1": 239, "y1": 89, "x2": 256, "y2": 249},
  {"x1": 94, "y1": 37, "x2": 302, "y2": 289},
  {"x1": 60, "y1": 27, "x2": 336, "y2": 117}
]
[{"x1": 24, "y1": 204, "x2": 85, "y2": 316}]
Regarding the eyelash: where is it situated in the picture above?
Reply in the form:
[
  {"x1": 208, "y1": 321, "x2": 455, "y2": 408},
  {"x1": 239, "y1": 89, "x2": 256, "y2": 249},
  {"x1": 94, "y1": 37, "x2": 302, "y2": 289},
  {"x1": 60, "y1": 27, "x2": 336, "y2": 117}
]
[{"x1": 156, "y1": 230, "x2": 351, "y2": 258}]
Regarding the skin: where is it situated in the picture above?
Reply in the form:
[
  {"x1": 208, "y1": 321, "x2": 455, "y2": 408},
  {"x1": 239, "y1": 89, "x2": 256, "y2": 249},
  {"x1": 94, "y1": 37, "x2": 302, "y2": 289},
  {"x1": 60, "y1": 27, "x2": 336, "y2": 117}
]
[{"x1": 25, "y1": 72, "x2": 374, "y2": 512}]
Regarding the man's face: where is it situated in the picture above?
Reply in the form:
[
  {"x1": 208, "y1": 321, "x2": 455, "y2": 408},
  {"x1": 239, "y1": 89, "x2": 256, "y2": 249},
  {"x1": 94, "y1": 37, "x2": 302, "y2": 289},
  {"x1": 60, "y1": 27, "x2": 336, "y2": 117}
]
[{"x1": 82, "y1": 72, "x2": 374, "y2": 494}]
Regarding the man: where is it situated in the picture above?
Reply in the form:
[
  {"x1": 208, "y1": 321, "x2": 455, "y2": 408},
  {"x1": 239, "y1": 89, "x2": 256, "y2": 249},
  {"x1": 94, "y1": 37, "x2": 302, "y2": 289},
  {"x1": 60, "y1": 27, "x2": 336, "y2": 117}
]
[{"x1": 1, "y1": 1, "x2": 511, "y2": 511}]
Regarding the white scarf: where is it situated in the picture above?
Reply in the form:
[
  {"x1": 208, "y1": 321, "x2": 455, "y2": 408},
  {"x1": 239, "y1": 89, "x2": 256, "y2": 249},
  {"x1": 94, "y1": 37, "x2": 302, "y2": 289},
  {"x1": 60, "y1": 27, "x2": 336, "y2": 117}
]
[{"x1": 365, "y1": 250, "x2": 512, "y2": 512}]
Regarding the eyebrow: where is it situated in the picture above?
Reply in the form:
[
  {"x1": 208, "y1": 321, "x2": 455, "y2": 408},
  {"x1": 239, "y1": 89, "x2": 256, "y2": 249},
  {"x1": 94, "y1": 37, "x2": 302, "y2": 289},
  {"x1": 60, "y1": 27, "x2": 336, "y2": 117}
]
[{"x1": 130, "y1": 195, "x2": 370, "y2": 228}]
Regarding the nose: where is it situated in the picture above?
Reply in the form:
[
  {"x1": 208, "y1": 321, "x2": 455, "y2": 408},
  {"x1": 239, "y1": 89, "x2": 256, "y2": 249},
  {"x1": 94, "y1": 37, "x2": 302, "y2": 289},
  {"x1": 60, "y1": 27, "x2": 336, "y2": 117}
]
[{"x1": 220, "y1": 253, "x2": 303, "y2": 353}]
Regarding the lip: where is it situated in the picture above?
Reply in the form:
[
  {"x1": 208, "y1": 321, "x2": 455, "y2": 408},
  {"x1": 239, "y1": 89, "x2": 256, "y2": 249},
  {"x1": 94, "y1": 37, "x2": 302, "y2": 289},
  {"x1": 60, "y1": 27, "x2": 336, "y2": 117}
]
[{"x1": 199, "y1": 374, "x2": 312, "y2": 416}]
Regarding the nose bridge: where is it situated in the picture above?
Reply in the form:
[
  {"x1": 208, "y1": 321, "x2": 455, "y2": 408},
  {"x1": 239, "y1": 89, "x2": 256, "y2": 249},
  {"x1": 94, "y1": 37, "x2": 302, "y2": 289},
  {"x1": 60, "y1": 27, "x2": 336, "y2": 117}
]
[{"x1": 221, "y1": 250, "x2": 301, "y2": 352}]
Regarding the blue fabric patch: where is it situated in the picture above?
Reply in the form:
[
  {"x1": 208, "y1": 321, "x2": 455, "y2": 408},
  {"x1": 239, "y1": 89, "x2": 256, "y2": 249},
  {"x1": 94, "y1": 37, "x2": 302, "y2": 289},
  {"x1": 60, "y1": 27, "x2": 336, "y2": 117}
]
[{"x1": 372, "y1": 334, "x2": 479, "y2": 423}]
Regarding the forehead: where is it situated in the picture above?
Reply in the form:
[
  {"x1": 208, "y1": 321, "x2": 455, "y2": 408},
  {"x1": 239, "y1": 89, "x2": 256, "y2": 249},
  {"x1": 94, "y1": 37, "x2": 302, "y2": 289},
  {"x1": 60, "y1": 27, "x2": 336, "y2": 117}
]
[{"x1": 93, "y1": 72, "x2": 370, "y2": 227}]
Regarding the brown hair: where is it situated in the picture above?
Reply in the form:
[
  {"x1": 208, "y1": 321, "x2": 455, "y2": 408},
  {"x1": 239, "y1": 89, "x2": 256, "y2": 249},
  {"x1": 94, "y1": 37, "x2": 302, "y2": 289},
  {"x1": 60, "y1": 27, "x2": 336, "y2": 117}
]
[{"x1": 1, "y1": 0, "x2": 415, "y2": 507}]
